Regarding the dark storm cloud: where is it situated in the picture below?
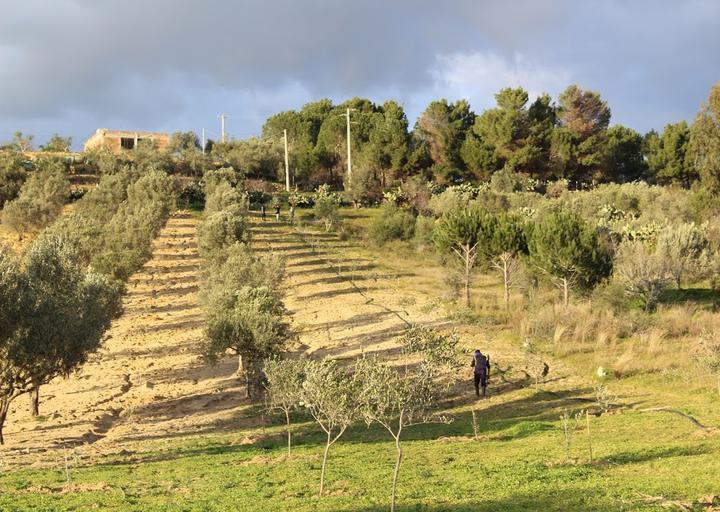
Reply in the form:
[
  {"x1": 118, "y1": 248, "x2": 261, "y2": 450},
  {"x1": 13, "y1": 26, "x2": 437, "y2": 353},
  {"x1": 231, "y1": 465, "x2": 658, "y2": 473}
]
[{"x1": 0, "y1": 0, "x2": 718, "y2": 147}]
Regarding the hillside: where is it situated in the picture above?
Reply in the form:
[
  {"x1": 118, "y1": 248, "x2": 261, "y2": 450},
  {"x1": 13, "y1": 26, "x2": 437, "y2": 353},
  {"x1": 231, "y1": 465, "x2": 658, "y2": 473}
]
[{"x1": 0, "y1": 210, "x2": 719, "y2": 511}]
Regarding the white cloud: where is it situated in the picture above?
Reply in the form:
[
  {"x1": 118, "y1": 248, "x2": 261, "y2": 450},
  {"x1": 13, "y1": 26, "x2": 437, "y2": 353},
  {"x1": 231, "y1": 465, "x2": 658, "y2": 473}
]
[{"x1": 429, "y1": 51, "x2": 573, "y2": 109}]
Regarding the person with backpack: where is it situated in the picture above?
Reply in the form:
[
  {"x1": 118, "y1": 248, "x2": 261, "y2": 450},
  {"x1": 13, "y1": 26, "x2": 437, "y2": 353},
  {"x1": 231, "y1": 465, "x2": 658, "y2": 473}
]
[{"x1": 471, "y1": 349, "x2": 490, "y2": 397}]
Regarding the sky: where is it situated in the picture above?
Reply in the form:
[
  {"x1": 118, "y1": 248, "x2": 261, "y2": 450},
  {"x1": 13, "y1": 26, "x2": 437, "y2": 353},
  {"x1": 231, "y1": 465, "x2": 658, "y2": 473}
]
[{"x1": 1, "y1": 0, "x2": 719, "y2": 150}]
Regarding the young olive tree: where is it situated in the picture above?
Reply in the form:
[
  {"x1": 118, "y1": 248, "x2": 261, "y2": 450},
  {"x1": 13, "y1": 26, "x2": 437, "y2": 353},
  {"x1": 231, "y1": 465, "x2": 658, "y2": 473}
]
[
  {"x1": 313, "y1": 185, "x2": 340, "y2": 232},
  {"x1": 263, "y1": 358, "x2": 306, "y2": 455},
  {"x1": 356, "y1": 326, "x2": 457, "y2": 512},
  {"x1": 527, "y1": 211, "x2": 612, "y2": 306},
  {"x1": 299, "y1": 358, "x2": 359, "y2": 496},
  {"x1": 0, "y1": 237, "x2": 122, "y2": 443},
  {"x1": 433, "y1": 206, "x2": 493, "y2": 306}
]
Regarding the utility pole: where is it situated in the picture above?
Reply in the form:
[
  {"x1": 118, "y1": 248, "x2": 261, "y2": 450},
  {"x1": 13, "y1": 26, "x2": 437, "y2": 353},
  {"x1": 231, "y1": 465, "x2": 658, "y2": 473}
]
[
  {"x1": 201, "y1": 128, "x2": 206, "y2": 154},
  {"x1": 217, "y1": 114, "x2": 228, "y2": 143},
  {"x1": 283, "y1": 129, "x2": 290, "y2": 191},
  {"x1": 345, "y1": 107, "x2": 352, "y2": 183}
]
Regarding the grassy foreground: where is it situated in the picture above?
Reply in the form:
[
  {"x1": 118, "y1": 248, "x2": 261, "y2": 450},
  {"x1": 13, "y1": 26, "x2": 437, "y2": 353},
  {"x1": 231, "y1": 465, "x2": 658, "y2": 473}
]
[{"x1": 1, "y1": 392, "x2": 718, "y2": 511}]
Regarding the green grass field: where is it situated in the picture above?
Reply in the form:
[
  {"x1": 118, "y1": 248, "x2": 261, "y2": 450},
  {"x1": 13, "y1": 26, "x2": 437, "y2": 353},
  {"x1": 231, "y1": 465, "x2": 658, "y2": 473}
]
[{"x1": 1, "y1": 391, "x2": 718, "y2": 511}]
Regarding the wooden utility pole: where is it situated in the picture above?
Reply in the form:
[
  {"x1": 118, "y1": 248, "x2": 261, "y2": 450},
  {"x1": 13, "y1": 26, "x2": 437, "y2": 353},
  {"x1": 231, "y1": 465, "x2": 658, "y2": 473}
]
[{"x1": 283, "y1": 129, "x2": 290, "y2": 191}]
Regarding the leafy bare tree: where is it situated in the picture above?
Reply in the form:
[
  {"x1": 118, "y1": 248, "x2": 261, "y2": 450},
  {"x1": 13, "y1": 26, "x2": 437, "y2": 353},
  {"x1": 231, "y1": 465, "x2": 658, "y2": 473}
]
[
  {"x1": 264, "y1": 358, "x2": 306, "y2": 455},
  {"x1": 299, "y1": 358, "x2": 359, "y2": 496},
  {"x1": 484, "y1": 213, "x2": 528, "y2": 305},
  {"x1": 356, "y1": 326, "x2": 457, "y2": 512}
]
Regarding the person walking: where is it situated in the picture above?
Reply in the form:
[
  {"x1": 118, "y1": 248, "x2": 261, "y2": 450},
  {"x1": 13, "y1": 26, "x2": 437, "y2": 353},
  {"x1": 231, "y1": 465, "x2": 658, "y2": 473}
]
[
  {"x1": 260, "y1": 204, "x2": 266, "y2": 221},
  {"x1": 471, "y1": 349, "x2": 490, "y2": 397},
  {"x1": 274, "y1": 204, "x2": 281, "y2": 222},
  {"x1": 289, "y1": 205, "x2": 295, "y2": 224}
]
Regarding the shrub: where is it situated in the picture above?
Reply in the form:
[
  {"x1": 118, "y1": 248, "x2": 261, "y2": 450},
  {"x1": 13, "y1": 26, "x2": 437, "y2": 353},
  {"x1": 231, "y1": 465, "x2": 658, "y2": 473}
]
[
  {"x1": 613, "y1": 240, "x2": 671, "y2": 311},
  {"x1": 656, "y1": 222, "x2": 712, "y2": 288},
  {"x1": 369, "y1": 205, "x2": 416, "y2": 244},
  {"x1": 413, "y1": 215, "x2": 436, "y2": 251}
]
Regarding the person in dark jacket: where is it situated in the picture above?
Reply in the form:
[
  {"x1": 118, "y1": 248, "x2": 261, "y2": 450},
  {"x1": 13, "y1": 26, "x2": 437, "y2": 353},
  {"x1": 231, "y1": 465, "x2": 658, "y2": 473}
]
[
  {"x1": 260, "y1": 204, "x2": 266, "y2": 221},
  {"x1": 471, "y1": 349, "x2": 490, "y2": 397}
]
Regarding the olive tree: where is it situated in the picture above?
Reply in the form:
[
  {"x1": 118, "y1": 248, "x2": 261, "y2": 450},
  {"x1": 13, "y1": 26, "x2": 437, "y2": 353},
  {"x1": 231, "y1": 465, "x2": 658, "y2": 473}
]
[
  {"x1": 196, "y1": 207, "x2": 250, "y2": 259},
  {"x1": 0, "y1": 237, "x2": 122, "y2": 443},
  {"x1": 202, "y1": 286, "x2": 289, "y2": 397},
  {"x1": 0, "y1": 151, "x2": 28, "y2": 208},
  {"x1": 356, "y1": 326, "x2": 457, "y2": 512},
  {"x1": 313, "y1": 185, "x2": 340, "y2": 232},
  {"x1": 527, "y1": 211, "x2": 613, "y2": 306},
  {"x1": 2, "y1": 161, "x2": 69, "y2": 240},
  {"x1": 263, "y1": 358, "x2": 306, "y2": 455},
  {"x1": 299, "y1": 358, "x2": 359, "y2": 496}
]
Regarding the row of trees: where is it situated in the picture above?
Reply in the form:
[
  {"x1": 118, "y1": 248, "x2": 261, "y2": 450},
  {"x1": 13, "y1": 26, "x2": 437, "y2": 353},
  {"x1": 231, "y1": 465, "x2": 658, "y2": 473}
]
[
  {"x1": 432, "y1": 208, "x2": 612, "y2": 307},
  {"x1": 0, "y1": 132, "x2": 71, "y2": 153},
  {"x1": 264, "y1": 326, "x2": 459, "y2": 512},
  {"x1": 0, "y1": 159, "x2": 178, "y2": 442},
  {"x1": 255, "y1": 81, "x2": 720, "y2": 195},
  {"x1": 196, "y1": 169, "x2": 290, "y2": 396},
  {"x1": 385, "y1": 200, "x2": 713, "y2": 311}
]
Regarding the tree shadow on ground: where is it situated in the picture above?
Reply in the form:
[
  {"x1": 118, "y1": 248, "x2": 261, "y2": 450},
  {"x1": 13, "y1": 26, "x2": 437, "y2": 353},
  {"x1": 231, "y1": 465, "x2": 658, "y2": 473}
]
[
  {"x1": 660, "y1": 287, "x2": 720, "y2": 310},
  {"x1": 345, "y1": 490, "x2": 625, "y2": 512},
  {"x1": 288, "y1": 263, "x2": 377, "y2": 277},
  {"x1": 298, "y1": 286, "x2": 380, "y2": 301},
  {"x1": 601, "y1": 444, "x2": 711, "y2": 465}
]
